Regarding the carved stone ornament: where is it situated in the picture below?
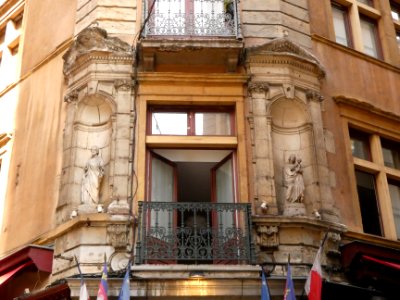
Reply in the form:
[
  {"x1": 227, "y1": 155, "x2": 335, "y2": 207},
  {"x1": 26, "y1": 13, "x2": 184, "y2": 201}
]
[
  {"x1": 107, "y1": 224, "x2": 129, "y2": 249},
  {"x1": 114, "y1": 79, "x2": 134, "y2": 91},
  {"x1": 63, "y1": 27, "x2": 132, "y2": 74},
  {"x1": 64, "y1": 90, "x2": 79, "y2": 103},
  {"x1": 325, "y1": 232, "x2": 341, "y2": 257},
  {"x1": 306, "y1": 90, "x2": 324, "y2": 102},
  {"x1": 246, "y1": 38, "x2": 326, "y2": 79},
  {"x1": 256, "y1": 225, "x2": 279, "y2": 248},
  {"x1": 248, "y1": 82, "x2": 269, "y2": 96}
]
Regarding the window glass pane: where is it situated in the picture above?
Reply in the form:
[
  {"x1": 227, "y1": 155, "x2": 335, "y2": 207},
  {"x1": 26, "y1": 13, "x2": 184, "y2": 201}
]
[
  {"x1": 332, "y1": 5, "x2": 350, "y2": 46},
  {"x1": 150, "y1": 156, "x2": 174, "y2": 231},
  {"x1": 381, "y1": 138, "x2": 400, "y2": 169},
  {"x1": 195, "y1": 112, "x2": 231, "y2": 135},
  {"x1": 355, "y1": 170, "x2": 382, "y2": 236},
  {"x1": 360, "y1": 17, "x2": 379, "y2": 58},
  {"x1": 389, "y1": 180, "x2": 400, "y2": 240},
  {"x1": 215, "y1": 157, "x2": 234, "y2": 232},
  {"x1": 151, "y1": 112, "x2": 188, "y2": 135},
  {"x1": 391, "y1": 1, "x2": 400, "y2": 21},
  {"x1": 349, "y1": 128, "x2": 371, "y2": 160}
]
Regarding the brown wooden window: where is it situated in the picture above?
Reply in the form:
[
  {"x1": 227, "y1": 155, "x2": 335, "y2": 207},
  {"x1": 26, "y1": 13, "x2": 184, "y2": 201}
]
[
  {"x1": 357, "y1": 0, "x2": 373, "y2": 6},
  {"x1": 349, "y1": 127, "x2": 400, "y2": 239},
  {"x1": 332, "y1": 3, "x2": 353, "y2": 47},
  {"x1": 148, "y1": 106, "x2": 235, "y2": 136},
  {"x1": 391, "y1": 1, "x2": 400, "y2": 21},
  {"x1": 360, "y1": 15, "x2": 382, "y2": 58}
]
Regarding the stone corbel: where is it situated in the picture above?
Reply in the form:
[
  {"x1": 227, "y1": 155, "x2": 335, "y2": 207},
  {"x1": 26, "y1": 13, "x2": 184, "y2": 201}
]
[
  {"x1": 114, "y1": 79, "x2": 134, "y2": 92},
  {"x1": 256, "y1": 225, "x2": 279, "y2": 248},
  {"x1": 143, "y1": 52, "x2": 155, "y2": 71},
  {"x1": 248, "y1": 82, "x2": 270, "y2": 97},
  {"x1": 306, "y1": 90, "x2": 324, "y2": 102},
  {"x1": 325, "y1": 231, "x2": 341, "y2": 257},
  {"x1": 107, "y1": 224, "x2": 129, "y2": 250},
  {"x1": 226, "y1": 52, "x2": 239, "y2": 73},
  {"x1": 64, "y1": 90, "x2": 79, "y2": 103}
]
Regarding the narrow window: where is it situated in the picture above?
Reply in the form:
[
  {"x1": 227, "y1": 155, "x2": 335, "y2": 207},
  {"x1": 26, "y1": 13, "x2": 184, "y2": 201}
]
[
  {"x1": 332, "y1": 4, "x2": 352, "y2": 47},
  {"x1": 349, "y1": 128, "x2": 371, "y2": 161},
  {"x1": 355, "y1": 170, "x2": 383, "y2": 236},
  {"x1": 391, "y1": 1, "x2": 400, "y2": 21},
  {"x1": 381, "y1": 138, "x2": 400, "y2": 170},
  {"x1": 388, "y1": 180, "x2": 400, "y2": 240},
  {"x1": 360, "y1": 16, "x2": 381, "y2": 58}
]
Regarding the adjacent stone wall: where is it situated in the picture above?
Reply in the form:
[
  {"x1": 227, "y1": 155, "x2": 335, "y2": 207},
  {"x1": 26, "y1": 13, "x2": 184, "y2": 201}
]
[
  {"x1": 75, "y1": 0, "x2": 138, "y2": 43},
  {"x1": 241, "y1": 0, "x2": 311, "y2": 49}
]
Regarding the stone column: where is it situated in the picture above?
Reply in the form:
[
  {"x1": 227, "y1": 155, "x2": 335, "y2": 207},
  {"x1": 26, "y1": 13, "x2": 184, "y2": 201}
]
[
  {"x1": 306, "y1": 90, "x2": 339, "y2": 222},
  {"x1": 108, "y1": 79, "x2": 135, "y2": 220},
  {"x1": 248, "y1": 82, "x2": 278, "y2": 215}
]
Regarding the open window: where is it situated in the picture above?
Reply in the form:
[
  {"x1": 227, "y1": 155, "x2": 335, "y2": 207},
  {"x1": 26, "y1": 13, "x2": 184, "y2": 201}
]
[{"x1": 144, "y1": 149, "x2": 241, "y2": 263}]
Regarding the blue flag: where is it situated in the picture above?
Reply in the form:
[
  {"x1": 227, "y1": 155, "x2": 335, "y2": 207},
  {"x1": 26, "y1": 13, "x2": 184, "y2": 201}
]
[
  {"x1": 261, "y1": 268, "x2": 271, "y2": 300},
  {"x1": 284, "y1": 263, "x2": 296, "y2": 300},
  {"x1": 118, "y1": 264, "x2": 130, "y2": 300},
  {"x1": 96, "y1": 261, "x2": 108, "y2": 300}
]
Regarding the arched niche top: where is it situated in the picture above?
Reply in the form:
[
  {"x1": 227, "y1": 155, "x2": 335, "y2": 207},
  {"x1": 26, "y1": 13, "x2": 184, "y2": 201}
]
[
  {"x1": 270, "y1": 98, "x2": 309, "y2": 128},
  {"x1": 76, "y1": 95, "x2": 113, "y2": 126}
]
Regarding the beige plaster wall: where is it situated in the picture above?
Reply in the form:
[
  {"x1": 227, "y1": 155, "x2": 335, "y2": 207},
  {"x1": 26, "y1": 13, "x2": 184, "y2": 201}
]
[
  {"x1": 20, "y1": 0, "x2": 77, "y2": 75},
  {"x1": 0, "y1": 54, "x2": 67, "y2": 254}
]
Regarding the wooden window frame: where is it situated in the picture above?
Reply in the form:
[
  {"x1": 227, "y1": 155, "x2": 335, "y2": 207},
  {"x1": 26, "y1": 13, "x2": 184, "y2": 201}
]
[
  {"x1": 359, "y1": 14, "x2": 383, "y2": 59},
  {"x1": 332, "y1": 2, "x2": 354, "y2": 48},
  {"x1": 147, "y1": 105, "x2": 236, "y2": 136},
  {"x1": 348, "y1": 125, "x2": 400, "y2": 240}
]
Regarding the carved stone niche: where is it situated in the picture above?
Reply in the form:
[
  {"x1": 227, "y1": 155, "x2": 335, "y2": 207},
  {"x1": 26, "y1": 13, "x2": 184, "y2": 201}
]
[{"x1": 256, "y1": 225, "x2": 279, "y2": 249}]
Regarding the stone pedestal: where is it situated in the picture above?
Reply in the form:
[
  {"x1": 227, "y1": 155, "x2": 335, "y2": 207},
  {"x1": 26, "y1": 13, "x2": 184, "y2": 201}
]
[
  {"x1": 108, "y1": 200, "x2": 130, "y2": 221},
  {"x1": 283, "y1": 202, "x2": 306, "y2": 217},
  {"x1": 78, "y1": 204, "x2": 98, "y2": 214}
]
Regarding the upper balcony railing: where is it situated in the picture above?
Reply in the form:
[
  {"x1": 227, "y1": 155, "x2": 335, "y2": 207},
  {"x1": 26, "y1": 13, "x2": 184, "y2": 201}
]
[
  {"x1": 135, "y1": 201, "x2": 255, "y2": 264},
  {"x1": 142, "y1": 0, "x2": 241, "y2": 38}
]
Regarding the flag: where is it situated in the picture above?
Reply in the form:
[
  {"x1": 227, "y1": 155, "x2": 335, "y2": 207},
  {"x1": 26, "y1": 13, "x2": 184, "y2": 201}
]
[
  {"x1": 304, "y1": 247, "x2": 323, "y2": 300},
  {"x1": 260, "y1": 267, "x2": 271, "y2": 300},
  {"x1": 304, "y1": 231, "x2": 328, "y2": 300},
  {"x1": 79, "y1": 282, "x2": 90, "y2": 300},
  {"x1": 284, "y1": 262, "x2": 296, "y2": 300},
  {"x1": 118, "y1": 263, "x2": 130, "y2": 300},
  {"x1": 75, "y1": 256, "x2": 90, "y2": 300},
  {"x1": 96, "y1": 261, "x2": 108, "y2": 300}
]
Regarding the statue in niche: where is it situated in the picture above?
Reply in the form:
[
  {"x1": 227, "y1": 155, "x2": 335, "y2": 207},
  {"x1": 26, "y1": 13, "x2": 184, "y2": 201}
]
[
  {"x1": 81, "y1": 146, "x2": 104, "y2": 205},
  {"x1": 284, "y1": 154, "x2": 305, "y2": 203}
]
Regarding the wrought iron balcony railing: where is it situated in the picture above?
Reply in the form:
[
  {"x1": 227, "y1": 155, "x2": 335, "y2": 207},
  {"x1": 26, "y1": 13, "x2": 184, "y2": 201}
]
[
  {"x1": 142, "y1": 0, "x2": 241, "y2": 37},
  {"x1": 135, "y1": 201, "x2": 255, "y2": 264}
]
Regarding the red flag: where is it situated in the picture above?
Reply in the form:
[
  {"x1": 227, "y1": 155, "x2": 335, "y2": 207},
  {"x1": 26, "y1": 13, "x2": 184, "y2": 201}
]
[{"x1": 304, "y1": 247, "x2": 322, "y2": 300}]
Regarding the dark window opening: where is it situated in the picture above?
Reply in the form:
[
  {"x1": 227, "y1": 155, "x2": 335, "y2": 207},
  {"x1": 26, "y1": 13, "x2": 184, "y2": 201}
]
[
  {"x1": 349, "y1": 128, "x2": 371, "y2": 160},
  {"x1": 355, "y1": 170, "x2": 383, "y2": 236}
]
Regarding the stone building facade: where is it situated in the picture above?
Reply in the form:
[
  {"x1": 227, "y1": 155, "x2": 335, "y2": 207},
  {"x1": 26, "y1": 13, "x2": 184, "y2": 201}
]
[{"x1": 0, "y1": 0, "x2": 399, "y2": 299}]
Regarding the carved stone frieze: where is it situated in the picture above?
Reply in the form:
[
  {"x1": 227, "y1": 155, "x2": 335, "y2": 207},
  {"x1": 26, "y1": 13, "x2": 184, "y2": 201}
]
[
  {"x1": 248, "y1": 82, "x2": 269, "y2": 97},
  {"x1": 114, "y1": 79, "x2": 134, "y2": 91},
  {"x1": 256, "y1": 225, "x2": 279, "y2": 248},
  {"x1": 107, "y1": 224, "x2": 129, "y2": 249},
  {"x1": 306, "y1": 90, "x2": 324, "y2": 102},
  {"x1": 64, "y1": 90, "x2": 79, "y2": 103},
  {"x1": 63, "y1": 27, "x2": 132, "y2": 74}
]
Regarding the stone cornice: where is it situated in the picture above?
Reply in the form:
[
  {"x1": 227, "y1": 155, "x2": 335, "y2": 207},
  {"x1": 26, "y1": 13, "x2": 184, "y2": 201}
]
[
  {"x1": 63, "y1": 51, "x2": 134, "y2": 77},
  {"x1": 245, "y1": 38, "x2": 326, "y2": 79},
  {"x1": 334, "y1": 95, "x2": 400, "y2": 123}
]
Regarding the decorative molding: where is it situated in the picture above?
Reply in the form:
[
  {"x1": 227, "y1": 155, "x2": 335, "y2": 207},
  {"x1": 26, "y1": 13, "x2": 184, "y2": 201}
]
[
  {"x1": 248, "y1": 82, "x2": 269, "y2": 96},
  {"x1": 306, "y1": 90, "x2": 324, "y2": 102},
  {"x1": 114, "y1": 79, "x2": 134, "y2": 91},
  {"x1": 64, "y1": 90, "x2": 79, "y2": 103},
  {"x1": 256, "y1": 225, "x2": 279, "y2": 248},
  {"x1": 246, "y1": 38, "x2": 326, "y2": 79},
  {"x1": 63, "y1": 27, "x2": 133, "y2": 75},
  {"x1": 107, "y1": 224, "x2": 129, "y2": 249}
]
